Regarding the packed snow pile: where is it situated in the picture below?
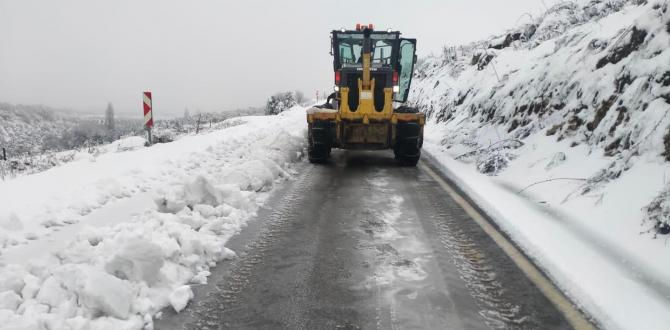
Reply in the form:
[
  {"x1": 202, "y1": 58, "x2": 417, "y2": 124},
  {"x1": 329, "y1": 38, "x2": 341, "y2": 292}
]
[
  {"x1": 0, "y1": 107, "x2": 306, "y2": 329},
  {"x1": 411, "y1": 1, "x2": 670, "y2": 328}
]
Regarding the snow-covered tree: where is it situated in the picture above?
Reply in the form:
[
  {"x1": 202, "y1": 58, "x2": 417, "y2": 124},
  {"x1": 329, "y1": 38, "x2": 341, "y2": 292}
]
[
  {"x1": 105, "y1": 102, "x2": 115, "y2": 131},
  {"x1": 265, "y1": 92, "x2": 296, "y2": 115}
]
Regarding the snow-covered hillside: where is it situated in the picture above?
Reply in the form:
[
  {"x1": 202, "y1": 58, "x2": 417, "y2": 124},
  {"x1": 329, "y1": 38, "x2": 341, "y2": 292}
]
[
  {"x1": 0, "y1": 103, "x2": 79, "y2": 155},
  {"x1": 0, "y1": 103, "x2": 263, "y2": 180},
  {"x1": 411, "y1": 0, "x2": 670, "y2": 328},
  {"x1": 0, "y1": 103, "x2": 148, "y2": 179},
  {"x1": 0, "y1": 108, "x2": 305, "y2": 329}
]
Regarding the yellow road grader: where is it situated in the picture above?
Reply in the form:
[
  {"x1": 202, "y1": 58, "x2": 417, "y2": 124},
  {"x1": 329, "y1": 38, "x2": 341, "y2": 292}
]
[{"x1": 306, "y1": 24, "x2": 425, "y2": 165}]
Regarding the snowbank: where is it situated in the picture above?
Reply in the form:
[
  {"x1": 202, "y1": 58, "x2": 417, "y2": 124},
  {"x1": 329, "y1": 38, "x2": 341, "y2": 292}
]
[
  {"x1": 412, "y1": 1, "x2": 670, "y2": 329},
  {"x1": 0, "y1": 107, "x2": 306, "y2": 329}
]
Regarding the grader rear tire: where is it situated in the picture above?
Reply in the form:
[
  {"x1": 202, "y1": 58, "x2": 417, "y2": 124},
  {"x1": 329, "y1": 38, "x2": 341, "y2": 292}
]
[
  {"x1": 395, "y1": 122, "x2": 423, "y2": 166},
  {"x1": 308, "y1": 123, "x2": 331, "y2": 164}
]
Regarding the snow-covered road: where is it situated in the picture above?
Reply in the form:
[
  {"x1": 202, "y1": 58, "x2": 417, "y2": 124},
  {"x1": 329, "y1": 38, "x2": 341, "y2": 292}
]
[{"x1": 156, "y1": 150, "x2": 575, "y2": 330}]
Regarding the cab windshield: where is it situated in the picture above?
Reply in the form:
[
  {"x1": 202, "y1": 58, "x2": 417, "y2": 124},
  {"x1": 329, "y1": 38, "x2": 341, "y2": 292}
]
[{"x1": 335, "y1": 33, "x2": 397, "y2": 67}]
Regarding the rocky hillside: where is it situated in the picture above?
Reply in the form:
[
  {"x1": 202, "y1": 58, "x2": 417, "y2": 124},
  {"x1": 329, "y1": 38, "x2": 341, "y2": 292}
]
[{"x1": 410, "y1": 0, "x2": 670, "y2": 233}]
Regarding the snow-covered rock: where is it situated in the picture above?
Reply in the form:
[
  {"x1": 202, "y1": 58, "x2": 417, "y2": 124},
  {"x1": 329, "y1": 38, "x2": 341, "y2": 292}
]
[
  {"x1": 61, "y1": 265, "x2": 133, "y2": 319},
  {"x1": 0, "y1": 291, "x2": 22, "y2": 311},
  {"x1": 108, "y1": 136, "x2": 147, "y2": 152},
  {"x1": 35, "y1": 276, "x2": 71, "y2": 308},
  {"x1": 104, "y1": 239, "x2": 165, "y2": 285},
  {"x1": 20, "y1": 274, "x2": 40, "y2": 300},
  {"x1": 168, "y1": 285, "x2": 194, "y2": 313},
  {"x1": 0, "y1": 213, "x2": 23, "y2": 231},
  {"x1": 0, "y1": 267, "x2": 26, "y2": 294},
  {"x1": 0, "y1": 310, "x2": 40, "y2": 330}
]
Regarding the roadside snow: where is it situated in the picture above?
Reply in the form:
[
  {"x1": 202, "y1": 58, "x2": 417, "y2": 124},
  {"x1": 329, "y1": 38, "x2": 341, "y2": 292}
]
[
  {"x1": 0, "y1": 107, "x2": 306, "y2": 329},
  {"x1": 425, "y1": 136, "x2": 670, "y2": 330}
]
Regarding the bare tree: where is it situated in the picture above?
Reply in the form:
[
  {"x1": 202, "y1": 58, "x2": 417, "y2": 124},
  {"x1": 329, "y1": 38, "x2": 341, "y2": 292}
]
[
  {"x1": 196, "y1": 113, "x2": 203, "y2": 134},
  {"x1": 294, "y1": 90, "x2": 305, "y2": 106}
]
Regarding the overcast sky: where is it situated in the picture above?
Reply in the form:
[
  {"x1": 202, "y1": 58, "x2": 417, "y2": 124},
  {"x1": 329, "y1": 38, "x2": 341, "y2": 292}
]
[{"x1": 0, "y1": 0, "x2": 549, "y2": 117}]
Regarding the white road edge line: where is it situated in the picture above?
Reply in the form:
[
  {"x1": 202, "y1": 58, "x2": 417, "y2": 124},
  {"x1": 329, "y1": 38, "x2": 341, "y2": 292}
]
[{"x1": 419, "y1": 162, "x2": 595, "y2": 330}]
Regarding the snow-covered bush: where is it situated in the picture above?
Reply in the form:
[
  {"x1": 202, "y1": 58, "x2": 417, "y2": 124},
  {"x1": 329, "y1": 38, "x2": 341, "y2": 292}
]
[
  {"x1": 545, "y1": 152, "x2": 567, "y2": 170},
  {"x1": 476, "y1": 152, "x2": 517, "y2": 175},
  {"x1": 151, "y1": 127, "x2": 175, "y2": 144},
  {"x1": 0, "y1": 151, "x2": 78, "y2": 180},
  {"x1": 265, "y1": 92, "x2": 297, "y2": 115},
  {"x1": 643, "y1": 186, "x2": 670, "y2": 235},
  {"x1": 453, "y1": 139, "x2": 523, "y2": 176}
]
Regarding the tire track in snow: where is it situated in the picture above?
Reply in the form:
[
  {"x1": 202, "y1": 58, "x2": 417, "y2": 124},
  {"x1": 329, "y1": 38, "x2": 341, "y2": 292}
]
[{"x1": 410, "y1": 168, "x2": 531, "y2": 329}]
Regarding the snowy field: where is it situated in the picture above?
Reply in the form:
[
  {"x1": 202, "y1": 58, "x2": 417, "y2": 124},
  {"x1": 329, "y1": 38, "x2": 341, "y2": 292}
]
[{"x1": 0, "y1": 108, "x2": 306, "y2": 329}]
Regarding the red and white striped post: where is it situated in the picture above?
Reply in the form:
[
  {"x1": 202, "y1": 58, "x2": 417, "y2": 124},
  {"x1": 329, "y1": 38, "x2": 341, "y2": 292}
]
[{"x1": 143, "y1": 91, "x2": 154, "y2": 145}]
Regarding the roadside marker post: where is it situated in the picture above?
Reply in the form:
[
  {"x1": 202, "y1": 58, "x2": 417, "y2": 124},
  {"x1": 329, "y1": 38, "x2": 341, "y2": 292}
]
[{"x1": 143, "y1": 91, "x2": 154, "y2": 145}]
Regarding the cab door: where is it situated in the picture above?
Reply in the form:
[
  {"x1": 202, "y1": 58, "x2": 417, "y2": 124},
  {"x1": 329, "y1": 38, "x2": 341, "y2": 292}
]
[{"x1": 394, "y1": 38, "x2": 417, "y2": 103}]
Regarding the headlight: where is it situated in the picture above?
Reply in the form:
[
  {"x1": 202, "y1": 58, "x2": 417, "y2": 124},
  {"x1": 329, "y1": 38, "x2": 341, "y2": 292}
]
[
  {"x1": 334, "y1": 86, "x2": 340, "y2": 92},
  {"x1": 393, "y1": 86, "x2": 400, "y2": 93}
]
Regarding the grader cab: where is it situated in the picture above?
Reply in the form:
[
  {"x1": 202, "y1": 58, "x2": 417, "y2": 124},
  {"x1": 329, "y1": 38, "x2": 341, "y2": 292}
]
[{"x1": 306, "y1": 24, "x2": 425, "y2": 165}]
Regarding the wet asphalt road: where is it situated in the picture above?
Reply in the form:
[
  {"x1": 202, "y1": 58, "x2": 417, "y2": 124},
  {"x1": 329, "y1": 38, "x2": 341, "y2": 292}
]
[{"x1": 156, "y1": 150, "x2": 576, "y2": 330}]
